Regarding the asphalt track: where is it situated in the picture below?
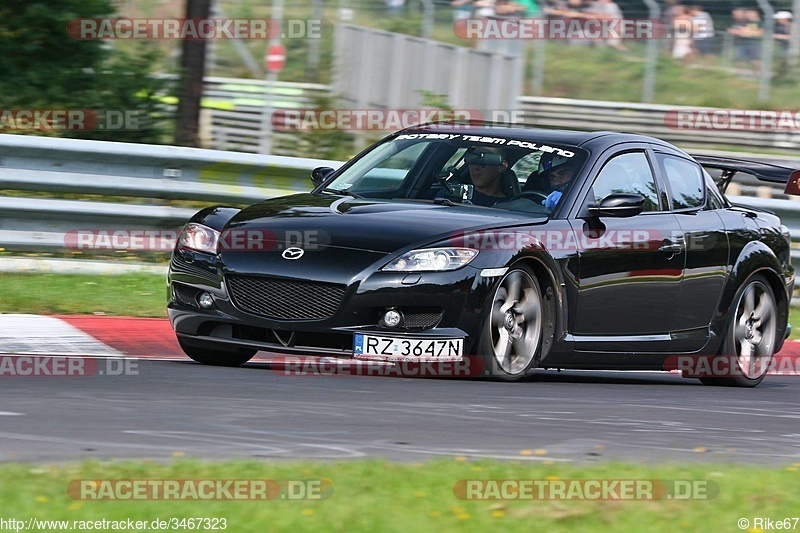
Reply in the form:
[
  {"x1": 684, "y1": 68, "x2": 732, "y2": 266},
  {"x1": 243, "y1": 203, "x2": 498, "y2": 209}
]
[{"x1": 1, "y1": 355, "x2": 800, "y2": 465}]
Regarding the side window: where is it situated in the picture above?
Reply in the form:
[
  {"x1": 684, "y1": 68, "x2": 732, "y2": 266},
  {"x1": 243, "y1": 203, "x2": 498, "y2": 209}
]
[
  {"x1": 657, "y1": 154, "x2": 705, "y2": 210},
  {"x1": 590, "y1": 152, "x2": 660, "y2": 212},
  {"x1": 510, "y1": 152, "x2": 541, "y2": 184},
  {"x1": 511, "y1": 152, "x2": 542, "y2": 189},
  {"x1": 704, "y1": 170, "x2": 726, "y2": 210}
]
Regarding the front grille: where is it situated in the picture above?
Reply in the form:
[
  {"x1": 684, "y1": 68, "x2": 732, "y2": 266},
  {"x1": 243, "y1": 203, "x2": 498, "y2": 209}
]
[
  {"x1": 403, "y1": 309, "x2": 444, "y2": 329},
  {"x1": 227, "y1": 275, "x2": 346, "y2": 321}
]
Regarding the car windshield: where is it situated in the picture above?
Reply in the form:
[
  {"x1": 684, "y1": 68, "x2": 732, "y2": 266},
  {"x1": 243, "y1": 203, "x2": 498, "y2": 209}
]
[{"x1": 320, "y1": 133, "x2": 589, "y2": 214}]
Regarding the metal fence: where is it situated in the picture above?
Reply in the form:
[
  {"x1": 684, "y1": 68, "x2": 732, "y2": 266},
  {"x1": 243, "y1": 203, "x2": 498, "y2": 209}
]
[
  {"x1": 332, "y1": 24, "x2": 524, "y2": 110},
  {"x1": 201, "y1": 77, "x2": 330, "y2": 155},
  {"x1": 331, "y1": 5, "x2": 799, "y2": 103}
]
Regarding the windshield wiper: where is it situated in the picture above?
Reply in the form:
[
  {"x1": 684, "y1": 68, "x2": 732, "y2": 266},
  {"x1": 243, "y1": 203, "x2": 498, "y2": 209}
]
[{"x1": 317, "y1": 187, "x2": 363, "y2": 198}]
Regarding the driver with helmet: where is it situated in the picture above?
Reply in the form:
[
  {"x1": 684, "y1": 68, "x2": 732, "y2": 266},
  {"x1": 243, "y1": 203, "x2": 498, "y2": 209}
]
[{"x1": 523, "y1": 153, "x2": 578, "y2": 210}]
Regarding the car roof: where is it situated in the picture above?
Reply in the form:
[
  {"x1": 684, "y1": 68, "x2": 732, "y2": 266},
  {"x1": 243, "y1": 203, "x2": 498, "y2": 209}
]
[{"x1": 404, "y1": 124, "x2": 671, "y2": 150}]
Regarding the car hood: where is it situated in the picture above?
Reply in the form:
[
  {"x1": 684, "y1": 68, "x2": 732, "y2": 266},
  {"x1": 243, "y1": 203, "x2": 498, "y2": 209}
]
[{"x1": 222, "y1": 193, "x2": 546, "y2": 254}]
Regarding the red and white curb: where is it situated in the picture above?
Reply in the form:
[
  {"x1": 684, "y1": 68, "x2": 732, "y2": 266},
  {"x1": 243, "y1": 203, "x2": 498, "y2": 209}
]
[
  {"x1": 0, "y1": 314, "x2": 799, "y2": 375},
  {"x1": 0, "y1": 314, "x2": 184, "y2": 360},
  {"x1": 0, "y1": 315, "x2": 122, "y2": 356}
]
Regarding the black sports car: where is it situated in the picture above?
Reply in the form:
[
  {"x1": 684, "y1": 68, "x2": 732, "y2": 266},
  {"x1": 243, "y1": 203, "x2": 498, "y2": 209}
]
[{"x1": 168, "y1": 125, "x2": 798, "y2": 386}]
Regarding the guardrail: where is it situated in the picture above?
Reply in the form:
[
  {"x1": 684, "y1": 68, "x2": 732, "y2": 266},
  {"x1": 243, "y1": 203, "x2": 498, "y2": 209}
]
[
  {"x1": 518, "y1": 96, "x2": 800, "y2": 152},
  {"x1": 731, "y1": 195, "x2": 800, "y2": 269},
  {"x1": 0, "y1": 134, "x2": 799, "y2": 281},
  {"x1": 0, "y1": 134, "x2": 340, "y2": 254}
]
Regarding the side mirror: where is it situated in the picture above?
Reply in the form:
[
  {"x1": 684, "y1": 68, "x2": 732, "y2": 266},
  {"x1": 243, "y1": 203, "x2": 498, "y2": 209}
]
[
  {"x1": 311, "y1": 167, "x2": 335, "y2": 186},
  {"x1": 588, "y1": 193, "x2": 645, "y2": 218}
]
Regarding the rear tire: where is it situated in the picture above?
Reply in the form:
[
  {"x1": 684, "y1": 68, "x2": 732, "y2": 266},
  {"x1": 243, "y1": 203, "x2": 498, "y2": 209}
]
[
  {"x1": 478, "y1": 265, "x2": 545, "y2": 381},
  {"x1": 701, "y1": 274, "x2": 776, "y2": 387},
  {"x1": 177, "y1": 337, "x2": 257, "y2": 367}
]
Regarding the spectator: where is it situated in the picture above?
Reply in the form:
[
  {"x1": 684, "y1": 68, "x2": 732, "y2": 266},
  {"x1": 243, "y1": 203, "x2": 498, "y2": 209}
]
[
  {"x1": 672, "y1": 5, "x2": 694, "y2": 60},
  {"x1": 386, "y1": 0, "x2": 405, "y2": 15},
  {"x1": 452, "y1": 0, "x2": 474, "y2": 22},
  {"x1": 662, "y1": 0, "x2": 681, "y2": 29},
  {"x1": 544, "y1": 0, "x2": 590, "y2": 18},
  {"x1": 661, "y1": 0, "x2": 682, "y2": 53},
  {"x1": 496, "y1": 0, "x2": 541, "y2": 17},
  {"x1": 729, "y1": 8, "x2": 746, "y2": 63},
  {"x1": 543, "y1": 0, "x2": 568, "y2": 11},
  {"x1": 690, "y1": 5, "x2": 715, "y2": 57},
  {"x1": 729, "y1": 9, "x2": 763, "y2": 73},
  {"x1": 586, "y1": 0, "x2": 627, "y2": 51},
  {"x1": 545, "y1": 0, "x2": 593, "y2": 46},
  {"x1": 774, "y1": 10, "x2": 793, "y2": 51},
  {"x1": 474, "y1": 0, "x2": 498, "y2": 18},
  {"x1": 774, "y1": 11, "x2": 793, "y2": 74}
]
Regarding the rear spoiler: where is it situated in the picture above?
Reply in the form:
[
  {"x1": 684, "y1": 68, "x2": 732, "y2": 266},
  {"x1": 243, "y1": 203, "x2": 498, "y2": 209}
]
[{"x1": 692, "y1": 155, "x2": 800, "y2": 195}]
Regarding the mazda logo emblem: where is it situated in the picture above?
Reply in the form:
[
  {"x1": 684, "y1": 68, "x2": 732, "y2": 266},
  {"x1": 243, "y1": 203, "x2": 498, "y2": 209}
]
[{"x1": 282, "y1": 247, "x2": 305, "y2": 260}]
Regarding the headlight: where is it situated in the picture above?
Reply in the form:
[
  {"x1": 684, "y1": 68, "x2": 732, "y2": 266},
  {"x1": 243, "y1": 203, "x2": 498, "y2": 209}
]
[
  {"x1": 382, "y1": 247, "x2": 478, "y2": 272},
  {"x1": 177, "y1": 223, "x2": 220, "y2": 254},
  {"x1": 780, "y1": 224, "x2": 792, "y2": 245}
]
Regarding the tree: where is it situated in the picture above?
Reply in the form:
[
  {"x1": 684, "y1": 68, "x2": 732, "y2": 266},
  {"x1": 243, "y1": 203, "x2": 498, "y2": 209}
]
[
  {"x1": 174, "y1": 0, "x2": 211, "y2": 147},
  {"x1": 0, "y1": 0, "x2": 173, "y2": 143}
]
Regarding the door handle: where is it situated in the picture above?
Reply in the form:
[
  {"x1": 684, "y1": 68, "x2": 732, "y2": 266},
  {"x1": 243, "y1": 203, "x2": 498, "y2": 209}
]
[{"x1": 658, "y1": 240, "x2": 683, "y2": 254}]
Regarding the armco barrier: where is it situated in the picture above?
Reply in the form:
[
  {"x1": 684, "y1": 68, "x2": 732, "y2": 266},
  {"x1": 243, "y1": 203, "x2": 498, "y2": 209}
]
[
  {"x1": 0, "y1": 134, "x2": 341, "y2": 253},
  {"x1": 517, "y1": 96, "x2": 800, "y2": 153}
]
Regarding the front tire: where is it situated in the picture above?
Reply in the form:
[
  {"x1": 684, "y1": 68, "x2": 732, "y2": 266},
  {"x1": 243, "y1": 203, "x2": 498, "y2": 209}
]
[
  {"x1": 478, "y1": 265, "x2": 545, "y2": 381},
  {"x1": 177, "y1": 337, "x2": 257, "y2": 367},
  {"x1": 701, "y1": 274, "x2": 777, "y2": 387}
]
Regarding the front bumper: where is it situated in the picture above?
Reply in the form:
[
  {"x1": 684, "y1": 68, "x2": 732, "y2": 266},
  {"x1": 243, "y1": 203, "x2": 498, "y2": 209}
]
[
  {"x1": 168, "y1": 310, "x2": 476, "y2": 358},
  {"x1": 168, "y1": 254, "x2": 496, "y2": 357}
]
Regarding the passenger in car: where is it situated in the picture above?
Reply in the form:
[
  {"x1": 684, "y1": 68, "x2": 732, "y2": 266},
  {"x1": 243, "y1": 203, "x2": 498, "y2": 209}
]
[
  {"x1": 522, "y1": 153, "x2": 573, "y2": 195},
  {"x1": 541, "y1": 164, "x2": 578, "y2": 210}
]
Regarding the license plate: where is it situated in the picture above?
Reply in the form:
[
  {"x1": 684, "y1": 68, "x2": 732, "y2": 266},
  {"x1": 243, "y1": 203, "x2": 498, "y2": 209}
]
[{"x1": 353, "y1": 334, "x2": 463, "y2": 361}]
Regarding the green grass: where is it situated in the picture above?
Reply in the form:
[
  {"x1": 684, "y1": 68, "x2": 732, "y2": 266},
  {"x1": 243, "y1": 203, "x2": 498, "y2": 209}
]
[
  {"x1": 533, "y1": 42, "x2": 800, "y2": 110},
  {"x1": 0, "y1": 273, "x2": 167, "y2": 318},
  {"x1": 790, "y1": 307, "x2": 800, "y2": 340},
  {"x1": 1, "y1": 459, "x2": 799, "y2": 532}
]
